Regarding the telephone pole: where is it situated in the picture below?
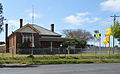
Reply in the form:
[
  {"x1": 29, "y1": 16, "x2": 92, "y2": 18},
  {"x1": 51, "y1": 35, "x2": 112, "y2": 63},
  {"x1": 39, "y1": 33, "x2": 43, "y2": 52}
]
[{"x1": 110, "y1": 14, "x2": 120, "y2": 48}]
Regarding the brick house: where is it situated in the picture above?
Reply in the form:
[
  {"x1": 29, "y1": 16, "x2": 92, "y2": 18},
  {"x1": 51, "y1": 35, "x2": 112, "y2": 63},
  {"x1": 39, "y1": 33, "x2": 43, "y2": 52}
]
[{"x1": 8, "y1": 19, "x2": 73, "y2": 54}]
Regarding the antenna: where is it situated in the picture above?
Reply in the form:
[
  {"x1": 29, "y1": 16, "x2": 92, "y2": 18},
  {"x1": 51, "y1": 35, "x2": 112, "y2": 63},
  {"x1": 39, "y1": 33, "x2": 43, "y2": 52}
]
[
  {"x1": 32, "y1": 5, "x2": 34, "y2": 24},
  {"x1": 31, "y1": 5, "x2": 35, "y2": 55}
]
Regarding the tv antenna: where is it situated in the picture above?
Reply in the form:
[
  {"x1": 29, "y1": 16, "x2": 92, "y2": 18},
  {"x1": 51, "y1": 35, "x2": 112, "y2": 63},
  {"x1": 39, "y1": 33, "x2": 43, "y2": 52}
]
[{"x1": 32, "y1": 5, "x2": 34, "y2": 24}]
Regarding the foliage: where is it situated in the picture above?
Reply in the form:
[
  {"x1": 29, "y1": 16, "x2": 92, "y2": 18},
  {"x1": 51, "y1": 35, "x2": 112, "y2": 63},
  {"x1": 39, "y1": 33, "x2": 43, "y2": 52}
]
[
  {"x1": 27, "y1": 55, "x2": 35, "y2": 58},
  {"x1": 63, "y1": 39, "x2": 87, "y2": 48},
  {"x1": 0, "y1": 25, "x2": 3, "y2": 33},
  {"x1": 62, "y1": 29, "x2": 93, "y2": 49},
  {"x1": 17, "y1": 41, "x2": 32, "y2": 48},
  {"x1": 21, "y1": 42, "x2": 30, "y2": 48},
  {"x1": 75, "y1": 39, "x2": 87, "y2": 48},
  {"x1": 0, "y1": 3, "x2": 4, "y2": 33},
  {"x1": 111, "y1": 21, "x2": 120, "y2": 44},
  {"x1": 62, "y1": 29, "x2": 93, "y2": 41}
]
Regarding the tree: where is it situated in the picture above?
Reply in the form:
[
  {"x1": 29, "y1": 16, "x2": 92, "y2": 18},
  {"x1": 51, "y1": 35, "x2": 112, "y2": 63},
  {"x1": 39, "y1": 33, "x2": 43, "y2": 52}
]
[
  {"x1": 62, "y1": 29, "x2": 93, "y2": 48},
  {"x1": 0, "y1": 3, "x2": 5, "y2": 33},
  {"x1": 75, "y1": 39, "x2": 87, "y2": 48},
  {"x1": 62, "y1": 29, "x2": 93, "y2": 41},
  {"x1": 111, "y1": 21, "x2": 120, "y2": 44},
  {"x1": 62, "y1": 39, "x2": 87, "y2": 49}
]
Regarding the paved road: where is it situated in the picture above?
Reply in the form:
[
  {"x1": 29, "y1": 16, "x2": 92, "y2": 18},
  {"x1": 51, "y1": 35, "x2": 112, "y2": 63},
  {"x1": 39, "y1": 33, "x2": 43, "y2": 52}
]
[{"x1": 0, "y1": 63, "x2": 120, "y2": 74}]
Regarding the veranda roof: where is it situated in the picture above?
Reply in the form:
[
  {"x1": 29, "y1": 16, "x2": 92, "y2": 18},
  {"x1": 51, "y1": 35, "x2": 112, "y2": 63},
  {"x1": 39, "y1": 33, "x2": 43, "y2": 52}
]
[{"x1": 39, "y1": 37, "x2": 75, "y2": 42}]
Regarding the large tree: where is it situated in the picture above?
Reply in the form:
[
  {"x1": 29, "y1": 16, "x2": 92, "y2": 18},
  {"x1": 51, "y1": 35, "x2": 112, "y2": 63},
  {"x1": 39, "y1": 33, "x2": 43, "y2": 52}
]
[
  {"x1": 62, "y1": 29, "x2": 93, "y2": 48},
  {"x1": 111, "y1": 21, "x2": 120, "y2": 44},
  {"x1": 62, "y1": 29, "x2": 93, "y2": 41}
]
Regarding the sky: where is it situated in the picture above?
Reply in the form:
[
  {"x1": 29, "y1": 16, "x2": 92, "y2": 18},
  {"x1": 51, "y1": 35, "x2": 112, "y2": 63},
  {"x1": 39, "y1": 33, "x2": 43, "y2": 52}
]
[{"x1": 0, "y1": 0, "x2": 120, "y2": 46}]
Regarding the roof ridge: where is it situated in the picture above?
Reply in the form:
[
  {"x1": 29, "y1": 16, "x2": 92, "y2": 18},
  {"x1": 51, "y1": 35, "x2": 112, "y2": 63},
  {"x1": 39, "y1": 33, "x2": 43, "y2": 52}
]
[
  {"x1": 13, "y1": 23, "x2": 61, "y2": 36},
  {"x1": 30, "y1": 24, "x2": 61, "y2": 36}
]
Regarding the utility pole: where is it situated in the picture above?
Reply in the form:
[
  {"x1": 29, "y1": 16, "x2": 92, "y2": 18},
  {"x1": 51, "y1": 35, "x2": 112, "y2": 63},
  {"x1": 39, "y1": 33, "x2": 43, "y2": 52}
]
[{"x1": 110, "y1": 14, "x2": 120, "y2": 48}]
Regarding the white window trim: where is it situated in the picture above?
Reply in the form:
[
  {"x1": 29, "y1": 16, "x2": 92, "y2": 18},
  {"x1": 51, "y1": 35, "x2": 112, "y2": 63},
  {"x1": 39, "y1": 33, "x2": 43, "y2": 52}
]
[{"x1": 22, "y1": 35, "x2": 34, "y2": 43}]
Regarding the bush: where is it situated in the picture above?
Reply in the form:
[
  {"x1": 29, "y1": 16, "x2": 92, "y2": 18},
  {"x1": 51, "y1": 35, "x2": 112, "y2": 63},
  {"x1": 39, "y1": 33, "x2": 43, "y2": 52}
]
[{"x1": 27, "y1": 55, "x2": 34, "y2": 58}]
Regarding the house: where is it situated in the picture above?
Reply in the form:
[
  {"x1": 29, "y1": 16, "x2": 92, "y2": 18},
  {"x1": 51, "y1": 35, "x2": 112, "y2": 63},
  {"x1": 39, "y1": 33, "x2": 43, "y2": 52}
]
[{"x1": 7, "y1": 19, "x2": 74, "y2": 54}]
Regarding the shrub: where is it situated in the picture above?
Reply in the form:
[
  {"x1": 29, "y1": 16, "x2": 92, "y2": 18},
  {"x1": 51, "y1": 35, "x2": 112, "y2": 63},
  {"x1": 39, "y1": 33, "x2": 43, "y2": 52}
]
[{"x1": 27, "y1": 55, "x2": 34, "y2": 58}]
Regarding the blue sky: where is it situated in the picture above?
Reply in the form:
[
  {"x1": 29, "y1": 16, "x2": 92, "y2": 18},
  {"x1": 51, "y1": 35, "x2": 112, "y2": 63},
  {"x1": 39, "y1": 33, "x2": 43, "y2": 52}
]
[{"x1": 0, "y1": 0, "x2": 120, "y2": 46}]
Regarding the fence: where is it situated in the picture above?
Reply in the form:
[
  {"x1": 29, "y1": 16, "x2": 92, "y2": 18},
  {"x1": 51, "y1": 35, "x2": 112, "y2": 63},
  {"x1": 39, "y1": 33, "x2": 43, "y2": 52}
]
[{"x1": 0, "y1": 46, "x2": 120, "y2": 58}]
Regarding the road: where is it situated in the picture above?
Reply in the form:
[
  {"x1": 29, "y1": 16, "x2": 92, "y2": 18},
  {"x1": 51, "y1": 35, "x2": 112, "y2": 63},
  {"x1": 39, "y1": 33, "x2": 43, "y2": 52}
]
[{"x1": 0, "y1": 63, "x2": 120, "y2": 74}]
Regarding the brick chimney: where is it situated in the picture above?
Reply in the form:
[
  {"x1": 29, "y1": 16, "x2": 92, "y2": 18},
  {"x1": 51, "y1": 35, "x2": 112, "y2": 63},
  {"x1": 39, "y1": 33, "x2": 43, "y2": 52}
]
[
  {"x1": 51, "y1": 24, "x2": 54, "y2": 32},
  {"x1": 20, "y1": 19, "x2": 23, "y2": 28},
  {"x1": 5, "y1": 24, "x2": 9, "y2": 52}
]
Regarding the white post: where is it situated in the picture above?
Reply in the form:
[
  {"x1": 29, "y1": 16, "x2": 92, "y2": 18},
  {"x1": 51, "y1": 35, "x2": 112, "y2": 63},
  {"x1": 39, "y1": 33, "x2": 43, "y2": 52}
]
[
  {"x1": 99, "y1": 37, "x2": 101, "y2": 54},
  {"x1": 67, "y1": 47, "x2": 70, "y2": 55}
]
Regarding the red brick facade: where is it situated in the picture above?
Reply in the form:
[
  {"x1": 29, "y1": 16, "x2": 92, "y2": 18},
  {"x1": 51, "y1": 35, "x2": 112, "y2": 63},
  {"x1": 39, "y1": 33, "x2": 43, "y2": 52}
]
[
  {"x1": 34, "y1": 33, "x2": 40, "y2": 48},
  {"x1": 9, "y1": 32, "x2": 17, "y2": 53},
  {"x1": 8, "y1": 32, "x2": 42, "y2": 54},
  {"x1": 7, "y1": 24, "x2": 66, "y2": 54}
]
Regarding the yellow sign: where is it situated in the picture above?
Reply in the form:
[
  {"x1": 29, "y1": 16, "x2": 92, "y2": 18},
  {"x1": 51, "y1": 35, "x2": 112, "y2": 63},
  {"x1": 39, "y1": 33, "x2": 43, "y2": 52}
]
[
  {"x1": 103, "y1": 41, "x2": 109, "y2": 44},
  {"x1": 106, "y1": 28, "x2": 111, "y2": 31},
  {"x1": 103, "y1": 28, "x2": 111, "y2": 45},
  {"x1": 105, "y1": 28, "x2": 112, "y2": 36},
  {"x1": 105, "y1": 37, "x2": 110, "y2": 41},
  {"x1": 106, "y1": 31, "x2": 112, "y2": 36},
  {"x1": 103, "y1": 36, "x2": 110, "y2": 44},
  {"x1": 94, "y1": 34, "x2": 101, "y2": 37}
]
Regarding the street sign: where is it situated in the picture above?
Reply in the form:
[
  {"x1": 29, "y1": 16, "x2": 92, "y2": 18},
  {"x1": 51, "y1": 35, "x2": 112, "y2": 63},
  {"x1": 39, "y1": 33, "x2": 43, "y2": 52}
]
[{"x1": 94, "y1": 34, "x2": 101, "y2": 37}]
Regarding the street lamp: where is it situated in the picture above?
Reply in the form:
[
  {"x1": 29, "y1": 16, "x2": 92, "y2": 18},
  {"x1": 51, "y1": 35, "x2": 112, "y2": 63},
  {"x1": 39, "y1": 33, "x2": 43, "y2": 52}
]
[
  {"x1": 59, "y1": 44, "x2": 63, "y2": 54},
  {"x1": 60, "y1": 44, "x2": 63, "y2": 47}
]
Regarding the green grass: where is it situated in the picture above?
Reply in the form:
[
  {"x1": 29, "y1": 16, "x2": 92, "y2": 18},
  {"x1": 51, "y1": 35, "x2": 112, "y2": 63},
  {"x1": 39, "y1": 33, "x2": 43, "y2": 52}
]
[
  {"x1": 0, "y1": 59, "x2": 120, "y2": 65},
  {"x1": 0, "y1": 52, "x2": 119, "y2": 57},
  {"x1": 0, "y1": 53, "x2": 120, "y2": 65}
]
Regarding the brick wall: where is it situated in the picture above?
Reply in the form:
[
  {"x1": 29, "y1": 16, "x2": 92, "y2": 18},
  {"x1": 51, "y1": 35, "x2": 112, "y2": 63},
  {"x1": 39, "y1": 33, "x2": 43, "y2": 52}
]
[
  {"x1": 8, "y1": 33, "x2": 17, "y2": 53},
  {"x1": 16, "y1": 32, "x2": 22, "y2": 48},
  {"x1": 8, "y1": 32, "x2": 61, "y2": 54},
  {"x1": 34, "y1": 33, "x2": 40, "y2": 47}
]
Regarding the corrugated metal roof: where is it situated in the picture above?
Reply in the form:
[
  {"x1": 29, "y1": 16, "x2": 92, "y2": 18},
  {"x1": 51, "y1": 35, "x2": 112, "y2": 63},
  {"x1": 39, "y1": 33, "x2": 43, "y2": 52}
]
[{"x1": 15, "y1": 24, "x2": 61, "y2": 36}]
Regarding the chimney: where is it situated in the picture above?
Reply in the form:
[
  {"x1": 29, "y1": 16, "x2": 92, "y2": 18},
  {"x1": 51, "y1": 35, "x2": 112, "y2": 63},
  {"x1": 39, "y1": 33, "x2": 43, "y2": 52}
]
[
  {"x1": 20, "y1": 19, "x2": 23, "y2": 28},
  {"x1": 5, "y1": 24, "x2": 9, "y2": 52},
  {"x1": 51, "y1": 24, "x2": 54, "y2": 32}
]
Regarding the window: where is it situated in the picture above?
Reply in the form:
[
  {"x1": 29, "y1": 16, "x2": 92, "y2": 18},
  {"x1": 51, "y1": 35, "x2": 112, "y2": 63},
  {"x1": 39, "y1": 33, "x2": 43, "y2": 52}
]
[{"x1": 22, "y1": 34, "x2": 34, "y2": 43}]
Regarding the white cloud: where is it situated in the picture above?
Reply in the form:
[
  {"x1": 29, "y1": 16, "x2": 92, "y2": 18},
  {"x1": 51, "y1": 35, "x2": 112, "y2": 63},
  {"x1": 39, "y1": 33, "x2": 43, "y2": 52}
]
[
  {"x1": 6, "y1": 20, "x2": 19, "y2": 32},
  {"x1": 100, "y1": 0, "x2": 120, "y2": 12},
  {"x1": 8, "y1": 20, "x2": 26, "y2": 26},
  {"x1": 90, "y1": 17, "x2": 100, "y2": 23},
  {"x1": 8, "y1": 20, "x2": 19, "y2": 27},
  {"x1": 28, "y1": 13, "x2": 42, "y2": 19},
  {"x1": 64, "y1": 12, "x2": 100, "y2": 25},
  {"x1": 76, "y1": 12, "x2": 90, "y2": 16},
  {"x1": 7, "y1": 19, "x2": 27, "y2": 32}
]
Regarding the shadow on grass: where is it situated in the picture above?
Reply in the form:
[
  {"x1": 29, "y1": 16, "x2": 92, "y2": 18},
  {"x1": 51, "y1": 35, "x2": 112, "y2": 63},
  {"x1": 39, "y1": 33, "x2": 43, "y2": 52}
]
[{"x1": 0, "y1": 65, "x2": 38, "y2": 68}]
